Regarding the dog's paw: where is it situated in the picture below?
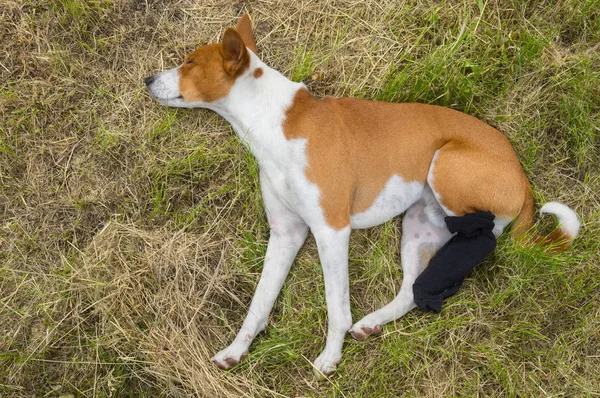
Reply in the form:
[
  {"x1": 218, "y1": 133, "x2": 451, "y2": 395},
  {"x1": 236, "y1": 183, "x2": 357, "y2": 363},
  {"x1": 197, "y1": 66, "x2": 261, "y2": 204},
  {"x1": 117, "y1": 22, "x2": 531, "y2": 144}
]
[
  {"x1": 313, "y1": 350, "x2": 342, "y2": 378},
  {"x1": 349, "y1": 318, "x2": 382, "y2": 341},
  {"x1": 211, "y1": 343, "x2": 248, "y2": 370}
]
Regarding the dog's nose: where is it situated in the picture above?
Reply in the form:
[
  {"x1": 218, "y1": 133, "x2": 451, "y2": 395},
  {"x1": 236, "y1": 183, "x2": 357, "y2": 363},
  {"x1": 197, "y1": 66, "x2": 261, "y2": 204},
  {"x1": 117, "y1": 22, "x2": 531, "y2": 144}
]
[{"x1": 144, "y1": 75, "x2": 156, "y2": 86}]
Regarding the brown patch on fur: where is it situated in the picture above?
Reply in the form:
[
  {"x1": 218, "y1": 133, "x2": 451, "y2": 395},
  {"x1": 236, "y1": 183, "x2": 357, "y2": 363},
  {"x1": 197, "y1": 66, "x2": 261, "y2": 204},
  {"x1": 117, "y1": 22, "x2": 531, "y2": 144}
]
[
  {"x1": 283, "y1": 89, "x2": 530, "y2": 229},
  {"x1": 418, "y1": 244, "x2": 439, "y2": 271},
  {"x1": 179, "y1": 30, "x2": 249, "y2": 103},
  {"x1": 253, "y1": 68, "x2": 263, "y2": 78},
  {"x1": 535, "y1": 229, "x2": 573, "y2": 252},
  {"x1": 179, "y1": 45, "x2": 234, "y2": 103}
]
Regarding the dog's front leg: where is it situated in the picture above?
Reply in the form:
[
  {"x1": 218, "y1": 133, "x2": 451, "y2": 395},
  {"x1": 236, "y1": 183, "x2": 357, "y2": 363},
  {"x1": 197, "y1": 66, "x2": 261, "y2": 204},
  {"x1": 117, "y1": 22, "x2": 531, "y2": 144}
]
[
  {"x1": 312, "y1": 226, "x2": 353, "y2": 377},
  {"x1": 212, "y1": 183, "x2": 308, "y2": 370}
]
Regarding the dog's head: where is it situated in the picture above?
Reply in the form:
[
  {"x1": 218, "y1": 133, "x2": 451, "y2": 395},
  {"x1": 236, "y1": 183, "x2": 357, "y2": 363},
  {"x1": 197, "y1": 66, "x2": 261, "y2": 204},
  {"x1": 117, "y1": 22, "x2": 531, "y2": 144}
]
[{"x1": 145, "y1": 14, "x2": 257, "y2": 108}]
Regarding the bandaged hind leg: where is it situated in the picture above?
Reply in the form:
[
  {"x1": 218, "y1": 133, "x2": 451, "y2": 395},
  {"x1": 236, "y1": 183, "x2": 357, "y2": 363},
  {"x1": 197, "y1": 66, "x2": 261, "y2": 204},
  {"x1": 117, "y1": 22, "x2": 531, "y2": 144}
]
[
  {"x1": 349, "y1": 199, "x2": 452, "y2": 340},
  {"x1": 412, "y1": 211, "x2": 497, "y2": 313}
]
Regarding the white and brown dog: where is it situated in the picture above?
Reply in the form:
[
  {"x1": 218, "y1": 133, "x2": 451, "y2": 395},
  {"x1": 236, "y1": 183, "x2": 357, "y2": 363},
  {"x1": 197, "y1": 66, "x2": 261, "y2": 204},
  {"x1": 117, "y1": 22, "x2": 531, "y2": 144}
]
[{"x1": 145, "y1": 14, "x2": 580, "y2": 376}]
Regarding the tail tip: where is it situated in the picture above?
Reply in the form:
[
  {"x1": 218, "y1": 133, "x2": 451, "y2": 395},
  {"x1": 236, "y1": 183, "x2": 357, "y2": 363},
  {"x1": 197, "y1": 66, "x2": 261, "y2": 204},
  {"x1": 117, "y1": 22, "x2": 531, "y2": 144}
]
[{"x1": 540, "y1": 201, "x2": 581, "y2": 239}]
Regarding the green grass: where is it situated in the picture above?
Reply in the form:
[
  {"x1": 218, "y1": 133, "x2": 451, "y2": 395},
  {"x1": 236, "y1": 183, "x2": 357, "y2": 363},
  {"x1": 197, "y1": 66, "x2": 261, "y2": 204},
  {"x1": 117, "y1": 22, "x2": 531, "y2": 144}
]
[{"x1": 1, "y1": 0, "x2": 599, "y2": 397}]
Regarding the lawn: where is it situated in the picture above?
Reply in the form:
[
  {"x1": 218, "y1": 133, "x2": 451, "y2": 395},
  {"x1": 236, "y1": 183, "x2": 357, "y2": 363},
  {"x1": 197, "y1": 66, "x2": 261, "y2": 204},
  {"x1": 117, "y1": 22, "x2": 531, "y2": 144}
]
[{"x1": 1, "y1": 0, "x2": 599, "y2": 396}]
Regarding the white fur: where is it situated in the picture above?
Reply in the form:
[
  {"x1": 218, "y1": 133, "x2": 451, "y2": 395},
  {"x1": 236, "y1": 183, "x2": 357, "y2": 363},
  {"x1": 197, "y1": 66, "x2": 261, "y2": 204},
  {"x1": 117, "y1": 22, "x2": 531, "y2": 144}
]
[
  {"x1": 427, "y1": 150, "x2": 457, "y2": 219},
  {"x1": 422, "y1": 184, "x2": 448, "y2": 228},
  {"x1": 312, "y1": 226, "x2": 352, "y2": 376},
  {"x1": 350, "y1": 175, "x2": 424, "y2": 229},
  {"x1": 541, "y1": 201, "x2": 581, "y2": 238},
  {"x1": 492, "y1": 217, "x2": 512, "y2": 238},
  {"x1": 146, "y1": 67, "x2": 184, "y2": 106},
  {"x1": 212, "y1": 173, "x2": 309, "y2": 369}
]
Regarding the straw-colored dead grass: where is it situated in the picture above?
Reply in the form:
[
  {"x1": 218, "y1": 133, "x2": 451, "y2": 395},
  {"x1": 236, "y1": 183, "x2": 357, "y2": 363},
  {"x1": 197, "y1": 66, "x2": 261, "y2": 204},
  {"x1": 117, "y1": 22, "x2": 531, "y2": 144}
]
[{"x1": 1, "y1": 0, "x2": 599, "y2": 396}]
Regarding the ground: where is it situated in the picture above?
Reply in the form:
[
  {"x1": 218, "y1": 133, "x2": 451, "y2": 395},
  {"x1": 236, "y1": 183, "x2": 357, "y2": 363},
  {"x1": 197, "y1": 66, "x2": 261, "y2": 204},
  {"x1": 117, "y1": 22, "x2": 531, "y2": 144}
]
[{"x1": 1, "y1": 0, "x2": 599, "y2": 396}]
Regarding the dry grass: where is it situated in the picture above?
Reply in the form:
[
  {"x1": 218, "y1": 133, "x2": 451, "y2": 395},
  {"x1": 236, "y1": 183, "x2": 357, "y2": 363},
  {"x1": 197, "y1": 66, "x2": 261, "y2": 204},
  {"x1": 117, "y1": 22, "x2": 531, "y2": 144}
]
[{"x1": 1, "y1": 0, "x2": 599, "y2": 396}]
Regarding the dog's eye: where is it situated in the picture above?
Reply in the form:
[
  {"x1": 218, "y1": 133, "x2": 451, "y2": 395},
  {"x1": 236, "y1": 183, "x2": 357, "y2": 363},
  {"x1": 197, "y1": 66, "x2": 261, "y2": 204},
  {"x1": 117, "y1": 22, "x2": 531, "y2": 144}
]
[{"x1": 186, "y1": 58, "x2": 194, "y2": 65}]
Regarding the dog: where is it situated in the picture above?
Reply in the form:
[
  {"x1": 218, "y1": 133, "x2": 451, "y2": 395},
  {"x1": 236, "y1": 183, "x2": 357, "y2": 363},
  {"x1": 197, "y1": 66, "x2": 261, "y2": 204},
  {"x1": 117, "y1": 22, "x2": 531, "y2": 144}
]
[{"x1": 145, "y1": 14, "x2": 580, "y2": 376}]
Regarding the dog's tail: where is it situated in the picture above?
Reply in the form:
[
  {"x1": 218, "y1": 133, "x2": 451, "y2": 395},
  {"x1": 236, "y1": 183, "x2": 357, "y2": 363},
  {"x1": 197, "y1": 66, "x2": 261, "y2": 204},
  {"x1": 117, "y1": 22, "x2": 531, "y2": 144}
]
[{"x1": 510, "y1": 178, "x2": 580, "y2": 252}]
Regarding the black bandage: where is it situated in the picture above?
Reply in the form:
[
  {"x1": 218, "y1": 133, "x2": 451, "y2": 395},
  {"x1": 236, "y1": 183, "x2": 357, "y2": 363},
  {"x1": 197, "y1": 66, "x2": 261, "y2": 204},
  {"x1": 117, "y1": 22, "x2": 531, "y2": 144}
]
[{"x1": 413, "y1": 211, "x2": 497, "y2": 313}]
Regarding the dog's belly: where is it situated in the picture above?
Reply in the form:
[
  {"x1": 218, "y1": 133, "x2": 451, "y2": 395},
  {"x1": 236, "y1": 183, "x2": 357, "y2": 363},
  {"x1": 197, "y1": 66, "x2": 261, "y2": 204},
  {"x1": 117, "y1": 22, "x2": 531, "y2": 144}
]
[{"x1": 350, "y1": 175, "x2": 424, "y2": 229}]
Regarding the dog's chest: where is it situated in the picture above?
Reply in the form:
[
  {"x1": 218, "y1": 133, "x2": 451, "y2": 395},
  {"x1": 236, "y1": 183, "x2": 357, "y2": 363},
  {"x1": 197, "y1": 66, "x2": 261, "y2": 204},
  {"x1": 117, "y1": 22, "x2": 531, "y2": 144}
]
[{"x1": 257, "y1": 138, "x2": 324, "y2": 223}]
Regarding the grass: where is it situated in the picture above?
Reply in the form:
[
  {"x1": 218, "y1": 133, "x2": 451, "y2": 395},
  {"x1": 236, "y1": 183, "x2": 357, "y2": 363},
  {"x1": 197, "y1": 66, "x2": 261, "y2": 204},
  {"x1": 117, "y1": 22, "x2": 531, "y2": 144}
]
[{"x1": 1, "y1": 0, "x2": 599, "y2": 396}]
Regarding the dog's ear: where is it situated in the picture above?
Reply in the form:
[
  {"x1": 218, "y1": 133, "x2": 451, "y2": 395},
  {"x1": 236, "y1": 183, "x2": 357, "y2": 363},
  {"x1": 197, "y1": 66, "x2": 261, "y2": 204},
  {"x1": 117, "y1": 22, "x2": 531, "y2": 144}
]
[
  {"x1": 220, "y1": 28, "x2": 249, "y2": 75},
  {"x1": 236, "y1": 13, "x2": 257, "y2": 55}
]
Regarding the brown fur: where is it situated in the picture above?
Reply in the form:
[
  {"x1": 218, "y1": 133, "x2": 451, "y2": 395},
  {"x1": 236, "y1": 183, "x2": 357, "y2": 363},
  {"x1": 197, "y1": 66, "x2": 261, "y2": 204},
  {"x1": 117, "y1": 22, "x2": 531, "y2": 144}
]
[
  {"x1": 179, "y1": 30, "x2": 249, "y2": 103},
  {"x1": 283, "y1": 89, "x2": 526, "y2": 228},
  {"x1": 178, "y1": 15, "x2": 256, "y2": 103},
  {"x1": 426, "y1": 114, "x2": 526, "y2": 219},
  {"x1": 253, "y1": 67, "x2": 263, "y2": 78}
]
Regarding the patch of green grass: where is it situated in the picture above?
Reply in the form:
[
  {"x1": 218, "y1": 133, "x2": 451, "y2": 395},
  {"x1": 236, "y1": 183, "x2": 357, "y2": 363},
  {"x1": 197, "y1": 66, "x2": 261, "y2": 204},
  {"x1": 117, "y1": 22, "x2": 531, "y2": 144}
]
[
  {"x1": 554, "y1": 58, "x2": 600, "y2": 169},
  {"x1": 290, "y1": 48, "x2": 317, "y2": 82},
  {"x1": 376, "y1": 3, "x2": 550, "y2": 116},
  {"x1": 49, "y1": 0, "x2": 105, "y2": 19},
  {"x1": 94, "y1": 120, "x2": 119, "y2": 152},
  {"x1": 0, "y1": 129, "x2": 17, "y2": 159}
]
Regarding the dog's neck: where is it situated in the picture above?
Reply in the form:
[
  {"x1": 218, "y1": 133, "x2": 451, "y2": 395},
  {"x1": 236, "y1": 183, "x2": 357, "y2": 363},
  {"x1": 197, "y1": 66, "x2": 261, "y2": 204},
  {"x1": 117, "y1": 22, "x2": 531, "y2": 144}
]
[{"x1": 209, "y1": 51, "x2": 306, "y2": 154}]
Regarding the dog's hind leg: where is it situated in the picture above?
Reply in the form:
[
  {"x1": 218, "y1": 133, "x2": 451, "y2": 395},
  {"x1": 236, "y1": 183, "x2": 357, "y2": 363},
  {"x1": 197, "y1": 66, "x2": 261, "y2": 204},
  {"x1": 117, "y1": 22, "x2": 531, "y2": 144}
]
[{"x1": 349, "y1": 197, "x2": 452, "y2": 340}]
